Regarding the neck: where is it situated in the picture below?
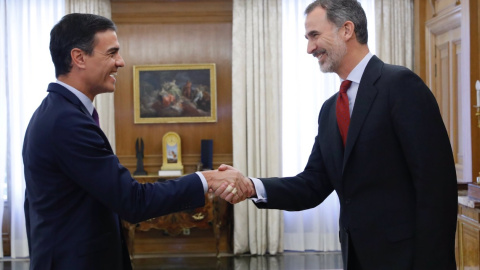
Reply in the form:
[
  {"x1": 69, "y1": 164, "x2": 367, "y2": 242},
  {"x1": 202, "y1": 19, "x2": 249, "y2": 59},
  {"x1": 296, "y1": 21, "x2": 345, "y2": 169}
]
[
  {"x1": 57, "y1": 74, "x2": 95, "y2": 101},
  {"x1": 337, "y1": 44, "x2": 370, "y2": 80}
]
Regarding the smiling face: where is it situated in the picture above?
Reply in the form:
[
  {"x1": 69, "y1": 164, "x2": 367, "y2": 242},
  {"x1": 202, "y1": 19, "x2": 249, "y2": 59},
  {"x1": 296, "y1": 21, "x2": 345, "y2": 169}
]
[
  {"x1": 305, "y1": 7, "x2": 347, "y2": 74},
  {"x1": 83, "y1": 30, "x2": 125, "y2": 98}
]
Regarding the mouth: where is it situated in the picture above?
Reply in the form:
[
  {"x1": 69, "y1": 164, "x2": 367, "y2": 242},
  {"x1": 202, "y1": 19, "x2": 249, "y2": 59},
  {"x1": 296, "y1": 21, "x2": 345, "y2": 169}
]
[
  {"x1": 313, "y1": 49, "x2": 326, "y2": 60},
  {"x1": 110, "y1": 72, "x2": 118, "y2": 82}
]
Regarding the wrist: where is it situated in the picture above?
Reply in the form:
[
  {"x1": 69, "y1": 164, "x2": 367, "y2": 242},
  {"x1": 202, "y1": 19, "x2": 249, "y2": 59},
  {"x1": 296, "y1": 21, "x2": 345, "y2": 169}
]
[
  {"x1": 200, "y1": 170, "x2": 215, "y2": 189},
  {"x1": 247, "y1": 177, "x2": 257, "y2": 198}
]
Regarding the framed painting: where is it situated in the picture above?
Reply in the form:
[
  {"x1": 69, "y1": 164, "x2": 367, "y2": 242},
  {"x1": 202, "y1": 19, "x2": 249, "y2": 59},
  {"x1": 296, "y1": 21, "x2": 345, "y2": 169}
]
[{"x1": 133, "y1": 63, "x2": 217, "y2": 124}]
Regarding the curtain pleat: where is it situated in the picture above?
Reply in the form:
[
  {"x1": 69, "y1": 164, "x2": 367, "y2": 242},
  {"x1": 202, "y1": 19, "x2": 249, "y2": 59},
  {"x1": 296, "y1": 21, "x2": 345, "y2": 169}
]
[
  {"x1": 232, "y1": 0, "x2": 284, "y2": 256},
  {"x1": 2, "y1": 0, "x2": 65, "y2": 258},
  {"x1": 0, "y1": 0, "x2": 7, "y2": 258},
  {"x1": 375, "y1": 0, "x2": 414, "y2": 68}
]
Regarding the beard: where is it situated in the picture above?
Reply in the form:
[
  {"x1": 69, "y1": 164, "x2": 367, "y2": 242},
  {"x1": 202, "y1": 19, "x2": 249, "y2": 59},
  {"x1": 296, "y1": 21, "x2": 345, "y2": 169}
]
[{"x1": 319, "y1": 34, "x2": 347, "y2": 73}]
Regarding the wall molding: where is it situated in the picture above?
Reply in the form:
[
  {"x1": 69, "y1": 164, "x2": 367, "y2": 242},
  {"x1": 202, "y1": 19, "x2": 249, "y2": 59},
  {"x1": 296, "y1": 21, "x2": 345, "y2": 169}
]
[{"x1": 112, "y1": 0, "x2": 232, "y2": 24}]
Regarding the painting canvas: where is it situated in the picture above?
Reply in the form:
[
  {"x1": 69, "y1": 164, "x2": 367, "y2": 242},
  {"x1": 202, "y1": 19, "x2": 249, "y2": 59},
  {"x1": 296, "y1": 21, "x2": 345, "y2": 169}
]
[
  {"x1": 166, "y1": 143, "x2": 178, "y2": 163},
  {"x1": 133, "y1": 64, "x2": 217, "y2": 123}
]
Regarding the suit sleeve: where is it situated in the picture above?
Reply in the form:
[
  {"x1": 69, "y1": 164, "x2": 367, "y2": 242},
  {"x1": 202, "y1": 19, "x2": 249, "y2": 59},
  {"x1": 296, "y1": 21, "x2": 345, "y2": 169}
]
[
  {"x1": 51, "y1": 110, "x2": 205, "y2": 223},
  {"x1": 389, "y1": 68, "x2": 457, "y2": 268},
  {"x1": 255, "y1": 103, "x2": 335, "y2": 211}
]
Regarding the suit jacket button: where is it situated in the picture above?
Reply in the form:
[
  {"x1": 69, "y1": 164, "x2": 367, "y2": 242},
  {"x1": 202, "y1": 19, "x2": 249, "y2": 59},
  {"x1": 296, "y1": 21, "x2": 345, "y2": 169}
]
[{"x1": 345, "y1": 199, "x2": 351, "y2": 205}]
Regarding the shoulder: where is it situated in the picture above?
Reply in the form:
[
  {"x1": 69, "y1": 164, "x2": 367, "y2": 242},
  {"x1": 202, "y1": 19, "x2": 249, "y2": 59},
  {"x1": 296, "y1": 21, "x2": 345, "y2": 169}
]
[
  {"x1": 368, "y1": 57, "x2": 421, "y2": 85},
  {"x1": 362, "y1": 56, "x2": 419, "y2": 86},
  {"x1": 381, "y1": 63, "x2": 416, "y2": 80},
  {"x1": 28, "y1": 91, "x2": 95, "y2": 147},
  {"x1": 322, "y1": 93, "x2": 339, "y2": 113},
  {"x1": 379, "y1": 64, "x2": 428, "y2": 94},
  {"x1": 362, "y1": 58, "x2": 429, "y2": 97},
  {"x1": 373, "y1": 63, "x2": 439, "y2": 114}
]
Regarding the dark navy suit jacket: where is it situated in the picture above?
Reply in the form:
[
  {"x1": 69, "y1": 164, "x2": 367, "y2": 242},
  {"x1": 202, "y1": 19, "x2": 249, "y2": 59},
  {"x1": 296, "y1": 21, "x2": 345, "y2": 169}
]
[
  {"x1": 23, "y1": 83, "x2": 205, "y2": 269},
  {"x1": 255, "y1": 56, "x2": 458, "y2": 270}
]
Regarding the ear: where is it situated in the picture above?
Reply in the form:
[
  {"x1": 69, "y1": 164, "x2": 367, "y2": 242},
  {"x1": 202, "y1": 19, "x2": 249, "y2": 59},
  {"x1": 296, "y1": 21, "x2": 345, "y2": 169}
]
[
  {"x1": 71, "y1": 48, "x2": 86, "y2": 69},
  {"x1": 342, "y1": 21, "x2": 355, "y2": 41}
]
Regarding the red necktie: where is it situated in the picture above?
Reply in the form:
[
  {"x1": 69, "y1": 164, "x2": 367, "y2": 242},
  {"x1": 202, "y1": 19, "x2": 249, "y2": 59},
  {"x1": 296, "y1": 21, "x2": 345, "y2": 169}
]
[
  {"x1": 92, "y1": 108, "x2": 100, "y2": 127},
  {"x1": 336, "y1": 80, "x2": 352, "y2": 146}
]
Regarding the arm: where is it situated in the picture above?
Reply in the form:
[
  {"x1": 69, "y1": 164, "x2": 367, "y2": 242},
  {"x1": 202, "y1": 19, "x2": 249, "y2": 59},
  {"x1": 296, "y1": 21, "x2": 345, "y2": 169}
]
[
  {"x1": 53, "y1": 111, "x2": 206, "y2": 223},
  {"x1": 215, "y1": 114, "x2": 335, "y2": 210},
  {"x1": 389, "y1": 68, "x2": 457, "y2": 268}
]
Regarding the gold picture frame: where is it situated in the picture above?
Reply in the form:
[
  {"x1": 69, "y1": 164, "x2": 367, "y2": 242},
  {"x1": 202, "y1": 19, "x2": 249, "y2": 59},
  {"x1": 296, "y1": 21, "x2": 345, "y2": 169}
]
[
  {"x1": 160, "y1": 132, "x2": 183, "y2": 175},
  {"x1": 133, "y1": 63, "x2": 217, "y2": 124}
]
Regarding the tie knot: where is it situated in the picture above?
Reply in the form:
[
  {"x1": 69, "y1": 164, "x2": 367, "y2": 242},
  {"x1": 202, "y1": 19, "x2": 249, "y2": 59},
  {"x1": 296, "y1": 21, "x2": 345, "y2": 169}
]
[{"x1": 340, "y1": 80, "x2": 352, "y2": 93}]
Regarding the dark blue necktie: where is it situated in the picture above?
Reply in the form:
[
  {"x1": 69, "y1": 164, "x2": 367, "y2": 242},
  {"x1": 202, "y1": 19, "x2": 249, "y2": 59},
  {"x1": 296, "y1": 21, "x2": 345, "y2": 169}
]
[{"x1": 92, "y1": 108, "x2": 100, "y2": 127}]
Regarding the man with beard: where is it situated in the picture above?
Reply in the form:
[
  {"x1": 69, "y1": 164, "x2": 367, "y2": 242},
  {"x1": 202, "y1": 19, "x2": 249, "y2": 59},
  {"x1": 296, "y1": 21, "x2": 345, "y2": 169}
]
[{"x1": 215, "y1": 0, "x2": 458, "y2": 269}]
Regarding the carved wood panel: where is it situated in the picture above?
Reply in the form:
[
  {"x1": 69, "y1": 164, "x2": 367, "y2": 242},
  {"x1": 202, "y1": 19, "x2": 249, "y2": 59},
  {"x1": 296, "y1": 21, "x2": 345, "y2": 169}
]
[
  {"x1": 425, "y1": 5, "x2": 467, "y2": 182},
  {"x1": 458, "y1": 216, "x2": 480, "y2": 270}
]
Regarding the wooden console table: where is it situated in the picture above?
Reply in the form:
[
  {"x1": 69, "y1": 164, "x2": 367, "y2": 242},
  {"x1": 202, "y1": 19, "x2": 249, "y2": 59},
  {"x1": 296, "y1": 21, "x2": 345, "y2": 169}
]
[
  {"x1": 123, "y1": 174, "x2": 227, "y2": 257},
  {"x1": 457, "y1": 195, "x2": 480, "y2": 269}
]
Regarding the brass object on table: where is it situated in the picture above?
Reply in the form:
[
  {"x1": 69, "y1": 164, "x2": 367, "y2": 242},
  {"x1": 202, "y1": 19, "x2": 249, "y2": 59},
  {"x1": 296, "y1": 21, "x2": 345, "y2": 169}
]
[{"x1": 124, "y1": 174, "x2": 228, "y2": 258}]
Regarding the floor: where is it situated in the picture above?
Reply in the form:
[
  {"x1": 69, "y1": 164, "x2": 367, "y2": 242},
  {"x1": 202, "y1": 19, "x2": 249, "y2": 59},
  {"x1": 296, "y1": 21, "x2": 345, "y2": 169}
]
[{"x1": 0, "y1": 251, "x2": 343, "y2": 270}]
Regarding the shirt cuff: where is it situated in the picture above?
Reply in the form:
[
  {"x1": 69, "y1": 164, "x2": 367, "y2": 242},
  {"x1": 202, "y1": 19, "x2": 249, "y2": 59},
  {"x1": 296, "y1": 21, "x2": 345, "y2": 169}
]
[
  {"x1": 195, "y1": 171, "x2": 208, "y2": 194},
  {"x1": 249, "y1": 177, "x2": 267, "y2": 203}
]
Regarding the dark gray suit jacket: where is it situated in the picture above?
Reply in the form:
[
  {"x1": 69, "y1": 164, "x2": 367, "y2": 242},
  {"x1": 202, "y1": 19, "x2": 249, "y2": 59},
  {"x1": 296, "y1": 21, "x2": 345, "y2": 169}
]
[{"x1": 256, "y1": 56, "x2": 458, "y2": 270}]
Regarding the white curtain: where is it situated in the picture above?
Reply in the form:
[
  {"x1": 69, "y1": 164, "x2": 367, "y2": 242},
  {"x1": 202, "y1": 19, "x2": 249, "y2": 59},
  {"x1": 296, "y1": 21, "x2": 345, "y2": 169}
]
[
  {"x1": 65, "y1": 0, "x2": 116, "y2": 152},
  {"x1": 375, "y1": 0, "x2": 413, "y2": 69},
  {"x1": 232, "y1": 0, "x2": 284, "y2": 255},
  {"x1": 2, "y1": 0, "x2": 65, "y2": 258},
  {"x1": 281, "y1": 0, "x2": 376, "y2": 252},
  {"x1": 0, "y1": 0, "x2": 6, "y2": 259}
]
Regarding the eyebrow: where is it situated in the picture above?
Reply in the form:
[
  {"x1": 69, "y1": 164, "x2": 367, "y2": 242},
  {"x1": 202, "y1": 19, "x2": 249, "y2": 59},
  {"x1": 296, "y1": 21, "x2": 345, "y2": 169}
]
[
  {"x1": 305, "y1": 30, "x2": 319, "y2": 39},
  {"x1": 106, "y1": 47, "x2": 120, "y2": 54}
]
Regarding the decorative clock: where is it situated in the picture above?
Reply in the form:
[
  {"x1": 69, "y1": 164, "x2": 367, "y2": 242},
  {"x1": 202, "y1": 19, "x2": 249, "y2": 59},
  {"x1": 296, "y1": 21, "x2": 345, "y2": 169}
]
[{"x1": 160, "y1": 132, "x2": 183, "y2": 176}]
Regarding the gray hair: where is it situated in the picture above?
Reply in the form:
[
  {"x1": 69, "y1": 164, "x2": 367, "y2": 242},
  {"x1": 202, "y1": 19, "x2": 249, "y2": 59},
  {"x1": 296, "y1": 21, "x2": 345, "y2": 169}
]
[{"x1": 305, "y1": 0, "x2": 368, "y2": 44}]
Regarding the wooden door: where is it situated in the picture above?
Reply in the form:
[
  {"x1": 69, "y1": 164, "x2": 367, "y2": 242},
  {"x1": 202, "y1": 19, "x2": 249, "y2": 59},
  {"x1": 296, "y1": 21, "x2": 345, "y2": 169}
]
[{"x1": 426, "y1": 4, "x2": 468, "y2": 182}]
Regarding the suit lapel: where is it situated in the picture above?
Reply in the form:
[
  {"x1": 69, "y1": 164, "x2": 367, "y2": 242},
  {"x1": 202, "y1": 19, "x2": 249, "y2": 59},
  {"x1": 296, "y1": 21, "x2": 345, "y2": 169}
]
[
  {"x1": 343, "y1": 56, "x2": 383, "y2": 169},
  {"x1": 319, "y1": 93, "x2": 344, "y2": 175},
  {"x1": 325, "y1": 94, "x2": 345, "y2": 174},
  {"x1": 47, "y1": 83, "x2": 114, "y2": 152}
]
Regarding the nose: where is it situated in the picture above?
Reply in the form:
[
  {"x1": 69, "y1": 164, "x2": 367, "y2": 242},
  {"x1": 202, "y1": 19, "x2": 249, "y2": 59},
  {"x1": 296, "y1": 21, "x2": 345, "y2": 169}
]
[
  {"x1": 307, "y1": 40, "x2": 316, "y2": 55},
  {"x1": 116, "y1": 54, "x2": 125, "y2": 67}
]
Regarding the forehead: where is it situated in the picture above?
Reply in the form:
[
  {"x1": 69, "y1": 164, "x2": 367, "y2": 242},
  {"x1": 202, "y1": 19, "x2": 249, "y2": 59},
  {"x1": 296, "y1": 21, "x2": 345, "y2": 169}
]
[{"x1": 304, "y1": 6, "x2": 335, "y2": 33}]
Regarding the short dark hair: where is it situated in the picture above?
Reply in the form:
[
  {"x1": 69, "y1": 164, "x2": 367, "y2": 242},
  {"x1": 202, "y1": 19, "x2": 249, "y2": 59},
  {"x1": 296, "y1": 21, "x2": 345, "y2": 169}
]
[
  {"x1": 305, "y1": 0, "x2": 368, "y2": 44},
  {"x1": 49, "y1": 13, "x2": 117, "y2": 77}
]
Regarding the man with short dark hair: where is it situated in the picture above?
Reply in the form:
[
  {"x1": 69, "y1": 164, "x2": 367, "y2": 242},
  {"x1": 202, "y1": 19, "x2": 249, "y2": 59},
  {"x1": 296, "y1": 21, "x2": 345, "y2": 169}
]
[{"x1": 23, "y1": 13, "x2": 250, "y2": 270}]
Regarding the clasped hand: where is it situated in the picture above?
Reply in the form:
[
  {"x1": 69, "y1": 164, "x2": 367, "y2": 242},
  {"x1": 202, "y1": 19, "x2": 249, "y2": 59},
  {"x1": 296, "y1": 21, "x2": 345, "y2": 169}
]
[{"x1": 201, "y1": 164, "x2": 255, "y2": 204}]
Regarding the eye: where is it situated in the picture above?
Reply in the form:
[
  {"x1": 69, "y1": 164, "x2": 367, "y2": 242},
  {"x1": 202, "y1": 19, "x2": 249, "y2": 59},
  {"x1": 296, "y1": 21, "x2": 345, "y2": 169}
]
[{"x1": 306, "y1": 32, "x2": 320, "y2": 41}]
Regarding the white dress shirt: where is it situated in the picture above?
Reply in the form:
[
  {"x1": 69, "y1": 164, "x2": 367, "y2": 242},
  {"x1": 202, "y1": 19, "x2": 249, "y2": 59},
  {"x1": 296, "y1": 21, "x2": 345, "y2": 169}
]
[{"x1": 250, "y1": 52, "x2": 374, "y2": 202}]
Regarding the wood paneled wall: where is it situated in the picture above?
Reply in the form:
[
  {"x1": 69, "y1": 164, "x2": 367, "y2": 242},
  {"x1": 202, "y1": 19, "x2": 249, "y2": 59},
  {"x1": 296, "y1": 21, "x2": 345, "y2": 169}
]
[
  {"x1": 111, "y1": 0, "x2": 234, "y2": 255},
  {"x1": 414, "y1": 0, "x2": 479, "y2": 183},
  {"x1": 470, "y1": 0, "x2": 480, "y2": 184},
  {"x1": 111, "y1": 0, "x2": 233, "y2": 174}
]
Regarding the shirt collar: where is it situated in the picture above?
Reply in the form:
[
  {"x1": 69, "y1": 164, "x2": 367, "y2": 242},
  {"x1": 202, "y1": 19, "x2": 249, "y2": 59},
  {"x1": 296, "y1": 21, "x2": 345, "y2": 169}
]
[
  {"x1": 345, "y1": 52, "x2": 373, "y2": 84},
  {"x1": 55, "y1": 80, "x2": 95, "y2": 115}
]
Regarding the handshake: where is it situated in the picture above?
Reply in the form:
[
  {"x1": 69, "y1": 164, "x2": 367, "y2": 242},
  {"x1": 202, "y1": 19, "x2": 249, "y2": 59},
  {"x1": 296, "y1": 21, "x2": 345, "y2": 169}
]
[{"x1": 201, "y1": 164, "x2": 256, "y2": 204}]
